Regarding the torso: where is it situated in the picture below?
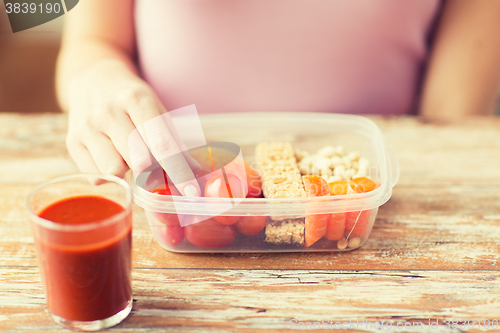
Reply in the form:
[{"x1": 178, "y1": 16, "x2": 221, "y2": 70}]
[{"x1": 135, "y1": 0, "x2": 441, "y2": 115}]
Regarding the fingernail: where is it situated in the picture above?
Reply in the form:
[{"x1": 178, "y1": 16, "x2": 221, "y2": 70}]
[{"x1": 183, "y1": 184, "x2": 200, "y2": 197}]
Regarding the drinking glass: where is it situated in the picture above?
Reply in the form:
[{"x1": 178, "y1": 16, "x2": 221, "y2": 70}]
[{"x1": 26, "y1": 174, "x2": 133, "y2": 331}]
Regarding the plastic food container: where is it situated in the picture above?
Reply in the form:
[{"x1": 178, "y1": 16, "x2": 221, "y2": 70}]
[{"x1": 127, "y1": 112, "x2": 399, "y2": 253}]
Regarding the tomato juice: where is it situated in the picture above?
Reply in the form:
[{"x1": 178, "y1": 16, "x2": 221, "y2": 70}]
[{"x1": 35, "y1": 195, "x2": 132, "y2": 322}]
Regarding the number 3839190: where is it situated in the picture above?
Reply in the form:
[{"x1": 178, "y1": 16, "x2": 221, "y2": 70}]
[{"x1": 5, "y1": 2, "x2": 61, "y2": 14}]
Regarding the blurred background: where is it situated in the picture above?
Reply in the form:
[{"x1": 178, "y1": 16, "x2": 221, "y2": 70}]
[{"x1": 0, "y1": 7, "x2": 62, "y2": 112}]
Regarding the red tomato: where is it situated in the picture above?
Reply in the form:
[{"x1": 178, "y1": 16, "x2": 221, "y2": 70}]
[
  {"x1": 150, "y1": 184, "x2": 181, "y2": 196},
  {"x1": 189, "y1": 146, "x2": 262, "y2": 197},
  {"x1": 213, "y1": 216, "x2": 241, "y2": 226},
  {"x1": 149, "y1": 185, "x2": 182, "y2": 226},
  {"x1": 151, "y1": 186, "x2": 171, "y2": 196},
  {"x1": 204, "y1": 173, "x2": 245, "y2": 198},
  {"x1": 151, "y1": 211, "x2": 180, "y2": 226},
  {"x1": 185, "y1": 218, "x2": 237, "y2": 248},
  {"x1": 204, "y1": 174, "x2": 244, "y2": 225},
  {"x1": 193, "y1": 169, "x2": 211, "y2": 194},
  {"x1": 155, "y1": 224, "x2": 185, "y2": 247},
  {"x1": 235, "y1": 216, "x2": 267, "y2": 236}
]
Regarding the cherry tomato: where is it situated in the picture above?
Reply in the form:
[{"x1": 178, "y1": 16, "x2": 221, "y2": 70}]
[
  {"x1": 213, "y1": 215, "x2": 241, "y2": 226},
  {"x1": 185, "y1": 218, "x2": 237, "y2": 248},
  {"x1": 235, "y1": 216, "x2": 267, "y2": 236},
  {"x1": 151, "y1": 185, "x2": 171, "y2": 196},
  {"x1": 155, "y1": 224, "x2": 185, "y2": 247},
  {"x1": 189, "y1": 146, "x2": 261, "y2": 198},
  {"x1": 204, "y1": 173, "x2": 245, "y2": 198},
  {"x1": 149, "y1": 185, "x2": 182, "y2": 226},
  {"x1": 150, "y1": 211, "x2": 180, "y2": 226},
  {"x1": 204, "y1": 173, "x2": 245, "y2": 225},
  {"x1": 193, "y1": 169, "x2": 211, "y2": 194},
  {"x1": 150, "y1": 184, "x2": 181, "y2": 196}
]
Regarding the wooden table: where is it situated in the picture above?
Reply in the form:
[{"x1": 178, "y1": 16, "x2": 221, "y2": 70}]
[{"x1": 1, "y1": 113, "x2": 500, "y2": 332}]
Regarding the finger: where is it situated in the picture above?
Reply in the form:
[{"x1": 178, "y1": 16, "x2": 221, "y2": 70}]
[
  {"x1": 66, "y1": 139, "x2": 105, "y2": 185},
  {"x1": 137, "y1": 111, "x2": 202, "y2": 177},
  {"x1": 124, "y1": 88, "x2": 200, "y2": 196},
  {"x1": 84, "y1": 133, "x2": 129, "y2": 178},
  {"x1": 159, "y1": 113, "x2": 202, "y2": 173},
  {"x1": 123, "y1": 115, "x2": 200, "y2": 195},
  {"x1": 127, "y1": 124, "x2": 155, "y2": 175},
  {"x1": 141, "y1": 116, "x2": 201, "y2": 196},
  {"x1": 107, "y1": 112, "x2": 152, "y2": 174},
  {"x1": 67, "y1": 135, "x2": 100, "y2": 173}
]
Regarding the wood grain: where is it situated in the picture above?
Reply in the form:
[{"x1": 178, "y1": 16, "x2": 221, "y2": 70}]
[
  {"x1": 375, "y1": 116, "x2": 500, "y2": 186},
  {"x1": 2, "y1": 184, "x2": 499, "y2": 271},
  {"x1": 1, "y1": 268, "x2": 499, "y2": 332},
  {"x1": 2, "y1": 114, "x2": 500, "y2": 185},
  {"x1": 1, "y1": 113, "x2": 500, "y2": 332}
]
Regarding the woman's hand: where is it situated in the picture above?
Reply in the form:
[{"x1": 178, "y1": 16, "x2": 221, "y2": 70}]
[
  {"x1": 65, "y1": 59, "x2": 201, "y2": 196},
  {"x1": 57, "y1": 0, "x2": 200, "y2": 196}
]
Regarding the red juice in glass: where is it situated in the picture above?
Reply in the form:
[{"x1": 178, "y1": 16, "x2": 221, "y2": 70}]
[{"x1": 27, "y1": 175, "x2": 133, "y2": 331}]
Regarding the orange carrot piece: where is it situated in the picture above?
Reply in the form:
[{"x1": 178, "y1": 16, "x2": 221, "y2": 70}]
[
  {"x1": 328, "y1": 180, "x2": 359, "y2": 195},
  {"x1": 345, "y1": 210, "x2": 372, "y2": 238},
  {"x1": 328, "y1": 178, "x2": 376, "y2": 239},
  {"x1": 303, "y1": 176, "x2": 330, "y2": 247},
  {"x1": 325, "y1": 212, "x2": 346, "y2": 241},
  {"x1": 351, "y1": 177, "x2": 376, "y2": 193},
  {"x1": 304, "y1": 175, "x2": 330, "y2": 196},
  {"x1": 329, "y1": 177, "x2": 377, "y2": 195}
]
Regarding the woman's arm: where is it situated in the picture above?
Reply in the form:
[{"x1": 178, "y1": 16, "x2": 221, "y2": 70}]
[
  {"x1": 419, "y1": 0, "x2": 500, "y2": 119},
  {"x1": 55, "y1": 0, "x2": 201, "y2": 197},
  {"x1": 56, "y1": 0, "x2": 136, "y2": 110}
]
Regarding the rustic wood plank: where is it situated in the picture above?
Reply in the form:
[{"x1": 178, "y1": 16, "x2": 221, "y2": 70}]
[
  {"x1": 2, "y1": 184, "x2": 499, "y2": 271},
  {"x1": 1, "y1": 268, "x2": 499, "y2": 332},
  {"x1": 2, "y1": 113, "x2": 500, "y2": 186},
  {"x1": 2, "y1": 113, "x2": 500, "y2": 332},
  {"x1": 0, "y1": 113, "x2": 77, "y2": 185},
  {"x1": 373, "y1": 116, "x2": 500, "y2": 186}
]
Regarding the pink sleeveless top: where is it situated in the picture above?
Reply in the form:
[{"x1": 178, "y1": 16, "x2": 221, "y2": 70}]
[{"x1": 135, "y1": 0, "x2": 441, "y2": 115}]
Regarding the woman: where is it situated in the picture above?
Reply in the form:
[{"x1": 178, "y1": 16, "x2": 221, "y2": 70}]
[{"x1": 56, "y1": 0, "x2": 500, "y2": 196}]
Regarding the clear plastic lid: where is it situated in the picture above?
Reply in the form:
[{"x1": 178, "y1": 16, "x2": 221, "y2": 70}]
[{"x1": 128, "y1": 112, "x2": 399, "y2": 217}]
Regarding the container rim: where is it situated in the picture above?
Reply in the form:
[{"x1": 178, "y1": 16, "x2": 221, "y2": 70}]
[
  {"x1": 26, "y1": 174, "x2": 133, "y2": 232},
  {"x1": 128, "y1": 112, "x2": 398, "y2": 216},
  {"x1": 129, "y1": 172, "x2": 389, "y2": 215}
]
